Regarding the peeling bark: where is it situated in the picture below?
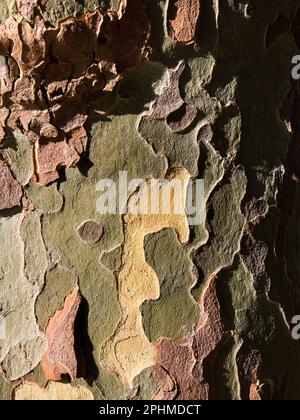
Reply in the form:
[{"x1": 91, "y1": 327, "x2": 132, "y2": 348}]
[
  {"x1": 41, "y1": 287, "x2": 81, "y2": 381},
  {"x1": 0, "y1": 0, "x2": 300, "y2": 401}
]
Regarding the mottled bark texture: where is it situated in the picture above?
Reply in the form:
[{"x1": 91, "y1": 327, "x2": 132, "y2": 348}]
[{"x1": 0, "y1": 0, "x2": 300, "y2": 400}]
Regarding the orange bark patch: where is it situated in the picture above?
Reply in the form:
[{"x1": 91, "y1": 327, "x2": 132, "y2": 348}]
[
  {"x1": 41, "y1": 287, "x2": 81, "y2": 382},
  {"x1": 168, "y1": 0, "x2": 201, "y2": 43}
]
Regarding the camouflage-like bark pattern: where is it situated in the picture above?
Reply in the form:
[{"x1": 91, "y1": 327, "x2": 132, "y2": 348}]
[{"x1": 0, "y1": 0, "x2": 300, "y2": 400}]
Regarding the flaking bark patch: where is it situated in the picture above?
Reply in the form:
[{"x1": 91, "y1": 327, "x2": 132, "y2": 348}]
[
  {"x1": 41, "y1": 286, "x2": 81, "y2": 381},
  {"x1": 155, "y1": 277, "x2": 225, "y2": 400},
  {"x1": 0, "y1": 160, "x2": 22, "y2": 210},
  {"x1": 168, "y1": 0, "x2": 201, "y2": 43},
  {"x1": 0, "y1": 0, "x2": 152, "y2": 185}
]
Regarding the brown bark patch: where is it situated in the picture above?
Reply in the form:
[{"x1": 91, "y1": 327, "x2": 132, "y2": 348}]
[
  {"x1": 0, "y1": 161, "x2": 23, "y2": 211},
  {"x1": 155, "y1": 277, "x2": 225, "y2": 400},
  {"x1": 78, "y1": 220, "x2": 103, "y2": 244},
  {"x1": 167, "y1": 103, "x2": 197, "y2": 133}
]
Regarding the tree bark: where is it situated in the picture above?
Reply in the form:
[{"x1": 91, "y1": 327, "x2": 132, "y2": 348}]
[{"x1": 0, "y1": 0, "x2": 300, "y2": 400}]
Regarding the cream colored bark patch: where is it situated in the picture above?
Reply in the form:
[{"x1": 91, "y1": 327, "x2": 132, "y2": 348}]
[
  {"x1": 14, "y1": 381, "x2": 93, "y2": 400},
  {"x1": 102, "y1": 167, "x2": 190, "y2": 386},
  {"x1": 0, "y1": 213, "x2": 47, "y2": 381}
]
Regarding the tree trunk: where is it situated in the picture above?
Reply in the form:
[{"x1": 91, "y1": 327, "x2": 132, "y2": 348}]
[{"x1": 0, "y1": 0, "x2": 300, "y2": 401}]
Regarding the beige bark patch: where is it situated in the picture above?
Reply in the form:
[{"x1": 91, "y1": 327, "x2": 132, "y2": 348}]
[
  {"x1": 102, "y1": 167, "x2": 190, "y2": 386},
  {"x1": 0, "y1": 213, "x2": 47, "y2": 381},
  {"x1": 14, "y1": 381, "x2": 93, "y2": 400}
]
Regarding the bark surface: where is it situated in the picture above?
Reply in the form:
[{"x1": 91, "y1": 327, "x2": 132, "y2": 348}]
[{"x1": 0, "y1": 0, "x2": 300, "y2": 400}]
